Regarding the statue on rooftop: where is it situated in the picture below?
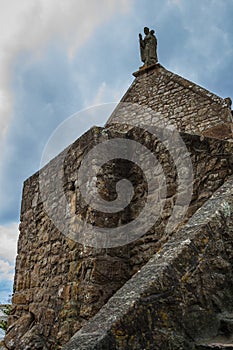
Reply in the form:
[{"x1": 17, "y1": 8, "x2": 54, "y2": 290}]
[{"x1": 139, "y1": 27, "x2": 158, "y2": 68}]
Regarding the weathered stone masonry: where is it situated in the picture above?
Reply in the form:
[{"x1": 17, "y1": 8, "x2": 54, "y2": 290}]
[
  {"x1": 3, "y1": 64, "x2": 233, "y2": 350},
  {"x1": 108, "y1": 64, "x2": 233, "y2": 137},
  {"x1": 63, "y1": 176, "x2": 233, "y2": 350}
]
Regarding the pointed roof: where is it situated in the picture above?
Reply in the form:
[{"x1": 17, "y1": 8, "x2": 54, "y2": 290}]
[{"x1": 107, "y1": 64, "x2": 233, "y2": 140}]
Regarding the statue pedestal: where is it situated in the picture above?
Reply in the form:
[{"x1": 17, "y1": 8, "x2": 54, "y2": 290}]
[{"x1": 133, "y1": 63, "x2": 162, "y2": 77}]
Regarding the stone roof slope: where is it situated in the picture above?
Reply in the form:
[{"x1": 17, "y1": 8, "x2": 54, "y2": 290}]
[
  {"x1": 134, "y1": 64, "x2": 226, "y2": 104},
  {"x1": 107, "y1": 64, "x2": 233, "y2": 138}
]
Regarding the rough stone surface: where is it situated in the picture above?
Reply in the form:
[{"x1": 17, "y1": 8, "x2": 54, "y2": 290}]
[
  {"x1": 4, "y1": 65, "x2": 233, "y2": 349},
  {"x1": 63, "y1": 176, "x2": 233, "y2": 350},
  {"x1": 107, "y1": 64, "x2": 233, "y2": 137},
  {"x1": 4, "y1": 313, "x2": 34, "y2": 349},
  {"x1": 0, "y1": 344, "x2": 7, "y2": 350}
]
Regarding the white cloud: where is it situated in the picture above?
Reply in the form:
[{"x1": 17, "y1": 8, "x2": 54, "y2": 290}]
[
  {"x1": 0, "y1": 259, "x2": 14, "y2": 281},
  {"x1": 0, "y1": 222, "x2": 19, "y2": 287},
  {"x1": 91, "y1": 82, "x2": 108, "y2": 106},
  {"x1": 0, "y1": 0, "x2": 134, "y2": 224},
  {"x1": 0, "y1": 0, "x2": 133, "y2": 144},
  {"x1": 84, "y1": 79, "x2": 132, "y2": 109},
  {"x1": 0, "y1": 222, "x2": 19, "y2": 263}
]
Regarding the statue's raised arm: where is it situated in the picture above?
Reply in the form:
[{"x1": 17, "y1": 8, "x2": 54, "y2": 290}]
[{"x1": 139, "y1": 32, "x2": 145, "y2": 63}]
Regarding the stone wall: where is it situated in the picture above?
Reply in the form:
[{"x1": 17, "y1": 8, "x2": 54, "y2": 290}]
[
  {"x1": 107, "y1": 64, "x2": 233, "y2": 137},
  {"x1": 63, "y1": 176, "x2": 233, "y2": 350},
  {"x1": 4, "y1": 123, "x2": 233, "y2": 350},
  {"x1": 4, "y1": 65, "x2": 233, "y2": 349}
]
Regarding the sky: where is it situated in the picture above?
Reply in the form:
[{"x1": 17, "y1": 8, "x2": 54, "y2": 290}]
[{"x1": 0, "y1": 0, "x2": 233, "y2": 303}]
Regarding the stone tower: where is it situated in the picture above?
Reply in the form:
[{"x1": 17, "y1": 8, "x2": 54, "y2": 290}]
[{"x1": 3, "y1": 60, "x2": 233, "y2": 349}]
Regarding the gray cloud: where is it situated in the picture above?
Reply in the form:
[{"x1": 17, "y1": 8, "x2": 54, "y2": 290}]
[{"x1": 0, "y1": 0, "x2": 133, "y2": 143}]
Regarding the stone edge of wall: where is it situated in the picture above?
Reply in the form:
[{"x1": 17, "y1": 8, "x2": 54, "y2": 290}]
[
  {"x1": 20, "y1": 126, "x2": 103, "y2": 213},
  {"x1": 62, "y1": 175, "x2": 233, "y2": 350}
]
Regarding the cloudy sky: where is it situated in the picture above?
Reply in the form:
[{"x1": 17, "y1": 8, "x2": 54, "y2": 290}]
[{"x1": 0, "y1": 0, "x2": 233, "y2": 303}]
